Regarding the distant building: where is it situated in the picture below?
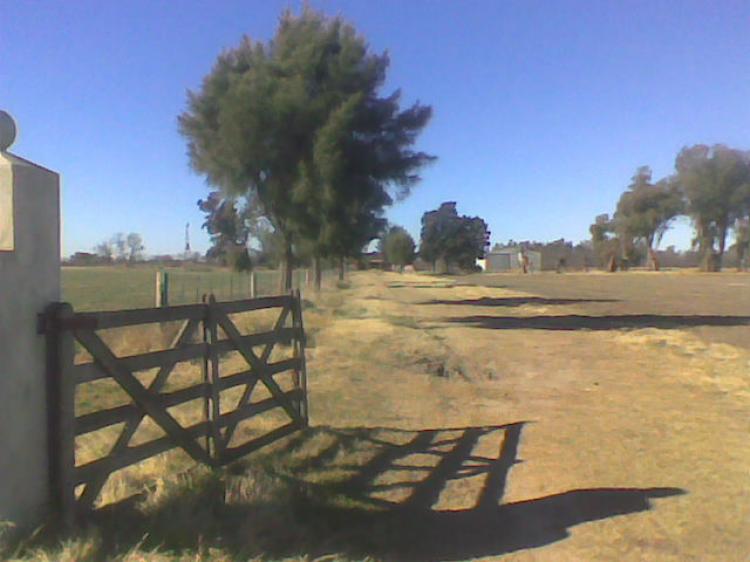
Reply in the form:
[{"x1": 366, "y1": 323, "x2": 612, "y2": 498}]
[
  {"x1": 483, "y1": 246, "x2": 542, "y2": 272},
  {"x1": 360, "y1": 251, "x2": 387, "y2": 270}
]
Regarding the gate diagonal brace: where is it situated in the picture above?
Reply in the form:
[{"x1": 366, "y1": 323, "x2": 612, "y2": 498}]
[
  {"x1": 75, "y1": 319, "x2": 200, "y2": 508},
  {"x1": 212, "y1": 301, "x2": 303, "y2": 436},
  {"x1": 75, "y1": 329, "x2": 214, "y2": 467},
  {"x1": 219, "y1": 300, "x2": 295, "y2": 446}
]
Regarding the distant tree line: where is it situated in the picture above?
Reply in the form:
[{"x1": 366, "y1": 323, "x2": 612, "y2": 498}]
[
  {"x1": 592, "y1": 145, "x2": 750, "y2": 272},
  {"x1": 68, "y1": 232, "x2": 145, "y2": 265}
]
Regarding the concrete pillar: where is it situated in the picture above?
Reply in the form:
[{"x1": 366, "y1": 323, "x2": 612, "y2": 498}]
[{"x1": 0, "y1": 111, "x2": 61, "y2": 529}]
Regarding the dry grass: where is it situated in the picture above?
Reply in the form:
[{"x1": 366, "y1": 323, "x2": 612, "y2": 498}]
[{"x1": 4, "y1": 270, "x2": 750, "y2": 561}]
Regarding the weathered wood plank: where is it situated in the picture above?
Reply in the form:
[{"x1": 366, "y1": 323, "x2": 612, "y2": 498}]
[
  {"x1": 75, "y1": 419, "x2": 211, "y2": 485},
  {"x1": 75, "y1": 341, "x2": 208, "y2": 383},
  {"x1": 221, "y1": 422, "x2": 301, "y2": 465},
  {"x1": 76, "y1": 318, "x2": 200, "y2": 509},
  {"x1": 220, "y1": 303, "x2": 292, "y2": 445},
  {"x1": 213, "y1": 304, "x2": 303, "y2": 427},
  {"x1": 51, "y1": 295, "x2": 307, "y2": 513},
  {"x1": 74, "y1": 330, "x2": 212, "y2": 465},
  {"x1": 218, "y1": 358, "x2": 301, "y2": 392},
  {"x1": 211, "y1": 328, "x2": 299, "y2": 355},
  {"x1": 217, "y1": 295, "x2": 292, "y2": 314},
  {"x1": 217, "y1": 389, "x2": 303, "y2": 431},
  {"x1": 62, "y1": 303, "x2": 207, "y2": 330},
  {"x1": 75, "y1": 382, "x2": 211, "y2": 435}
]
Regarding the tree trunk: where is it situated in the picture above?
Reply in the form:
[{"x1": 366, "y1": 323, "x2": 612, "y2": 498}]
[
  {"x1": 338, "y1": 257, "x2": 345, "y2": 282},
  {"x1": 647, "y1": 246, "x2": 660, "y2": 271},
  {"x1": 716, "y1": 222, "x2": 728, "y2": 272},
  {"x1": 313, "y1": 256, "x2": 322, "y2": 292},
  {"x1": 607, "y1": 254, "x2": 618, "y2": 272},
  {"x1": 282, "y1": 242, "x2": 294, "y2": 292}
]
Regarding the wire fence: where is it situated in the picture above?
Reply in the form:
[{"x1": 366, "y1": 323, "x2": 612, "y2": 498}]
[
  {"x1": 164, "y1": 269, "x2": 317, "y2": 305},
  {"x1": 61, "y1": 267, "x2": 338, "y2": 312}
]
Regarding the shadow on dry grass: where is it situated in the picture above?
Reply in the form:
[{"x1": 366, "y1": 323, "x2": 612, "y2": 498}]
[{"x1": 9, "y1": 424, "x2": 685, "y2": 561}]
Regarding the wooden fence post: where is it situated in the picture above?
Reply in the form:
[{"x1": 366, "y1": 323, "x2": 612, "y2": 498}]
[
  {"x1": 250, "y1": 271, "x2": 257, "y2": 298},
  {"x1": 45, "y1": 302, "x2": 77, "y2": 529},
  {"x1": 155, "y1": 271, "x2": 162, "y2": 307}
]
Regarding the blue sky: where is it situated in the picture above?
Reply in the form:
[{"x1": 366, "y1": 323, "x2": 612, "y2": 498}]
[{"x1": 2, "y1": 0, "x2": 749, "y2": 256}]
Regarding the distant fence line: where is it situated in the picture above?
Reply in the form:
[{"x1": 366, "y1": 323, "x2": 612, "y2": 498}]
[{"x1": 156, "y1": 268, "x2": 336, "y2": 307}]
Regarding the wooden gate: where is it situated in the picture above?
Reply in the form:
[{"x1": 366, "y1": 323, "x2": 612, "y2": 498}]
[{"x1": 41, "y1": 291, "x2": 308, "y2": 526}]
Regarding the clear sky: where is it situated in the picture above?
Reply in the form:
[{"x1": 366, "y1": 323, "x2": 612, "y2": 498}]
[{"x1": 2, "y1": 0, "x2": 749, "y2": 256}]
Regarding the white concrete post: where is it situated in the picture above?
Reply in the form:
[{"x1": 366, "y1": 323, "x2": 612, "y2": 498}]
[{"x1": 0, "y1": 111, "x2": 61, "y2": 529}]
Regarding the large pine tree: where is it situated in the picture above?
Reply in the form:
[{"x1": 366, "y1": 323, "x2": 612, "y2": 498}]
[{"x1": 179, "y1": 8, "x2": 434, "y2": 290}]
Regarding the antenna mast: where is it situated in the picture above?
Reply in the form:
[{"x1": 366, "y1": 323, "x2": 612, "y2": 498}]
[{"x1": 184, "y1": 222, "x2": 191, "y2": 258}]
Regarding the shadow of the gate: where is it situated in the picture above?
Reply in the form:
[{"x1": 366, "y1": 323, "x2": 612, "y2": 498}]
[{"x1": 87, "y1": 423, "x2": 685, "y2": 561}]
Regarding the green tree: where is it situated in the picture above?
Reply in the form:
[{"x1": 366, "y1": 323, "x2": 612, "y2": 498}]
[
  {"x1": 590, "y1": 214, "x2": 613, "y2": 271},
  {"x1": 382, "y1": 226, "x2": 416, "y2": 271},
  {"x1": 125, "y1": 233, "x2": 144, "y2": 263},
  {"x1": 675, "y1": 144, "x2": 750, "y2": 271},
  {"x1": 419, "y1": 202, "x2": 490, "y2": 271},
  {"x1": 589, "y1": 213, "x2": 635, "y2": 271},
  {"x1": 197, "y1": 192, "x2": 250, "y2": 268},
  {"x1": 180, "y1": 8, "x2": 433, "y2": 291},
  {"x1": 614, "y1": 166, "x2": 683, "y2": 270}
]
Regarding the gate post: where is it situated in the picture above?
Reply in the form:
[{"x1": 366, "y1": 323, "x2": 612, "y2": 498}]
[
  {"x1": 291, "y1": 290, "x2": 309, "y2": 425},
  {"x1": 205, "y1": 295, "x2": 224, "y2": 463},
  {"x1": 44, "y1": 303, "x2": 77, "y2": 529},
  {"x1": 0, "y1": 111, "x2": 62, "y2": 529}
]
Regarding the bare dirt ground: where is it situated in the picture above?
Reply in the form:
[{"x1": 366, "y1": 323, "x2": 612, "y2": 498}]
[{"x1": 301, "y1": 270, "x2": 750, "y2": 561}]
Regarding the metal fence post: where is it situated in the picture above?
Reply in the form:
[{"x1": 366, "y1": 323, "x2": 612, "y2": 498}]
[{"x1": 155, "y1": 271, "x2": 170, "y2": 307}]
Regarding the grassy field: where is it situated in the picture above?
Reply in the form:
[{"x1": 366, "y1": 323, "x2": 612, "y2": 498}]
[
  {"x1": 62, "y1": 266, "x2": 316, "y2": 311},
  {"x1": 5, "y1": 270, "x2": 750, "y2": 561}
]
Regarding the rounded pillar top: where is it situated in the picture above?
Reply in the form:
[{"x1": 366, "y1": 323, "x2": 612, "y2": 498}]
[{"x1": 0, "y1": 111, "x2": 17, "y2": 152}]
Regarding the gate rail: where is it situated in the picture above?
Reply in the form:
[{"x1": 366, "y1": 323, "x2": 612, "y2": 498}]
[{"x1": 41, "y1": 291, "x2": 308, "y2": 526}]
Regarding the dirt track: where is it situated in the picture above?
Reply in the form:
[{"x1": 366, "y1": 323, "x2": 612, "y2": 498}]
[{"x1": 304, "y1": 271, "x2": 750, "y2": 561}]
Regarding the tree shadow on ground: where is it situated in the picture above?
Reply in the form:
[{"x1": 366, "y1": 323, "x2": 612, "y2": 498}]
[
  {"x1": 81, "y1": 423, "x2": 684, "y2": 561},
  {"x1": 446, "y1": 314, "x2": 750, "y2": 331},
  {"x1": 421, "y1": 297, "x2": 619, "y2": 307}
]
